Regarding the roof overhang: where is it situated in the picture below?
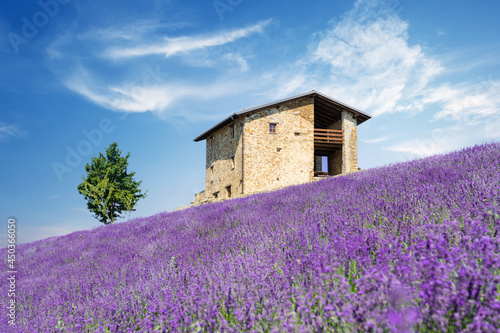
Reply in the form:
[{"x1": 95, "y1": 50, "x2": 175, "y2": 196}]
[{"x1": 193, "y1": 90, "x2": 372, "y2": 142}]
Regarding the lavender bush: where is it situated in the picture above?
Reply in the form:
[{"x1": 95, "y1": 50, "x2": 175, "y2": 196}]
[{"x1": 2, "y1": 142, "x2": 499, "y2": 332}]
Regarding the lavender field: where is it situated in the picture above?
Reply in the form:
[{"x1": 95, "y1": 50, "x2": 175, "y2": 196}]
[{"x1": 2, "y1": 142, "x2": 500, "y2": 332}]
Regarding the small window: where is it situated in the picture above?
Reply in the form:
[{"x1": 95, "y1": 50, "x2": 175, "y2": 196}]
[
  {"x1": 231, "y1": 156, "x2": 235, "y2": 169},
  {"x1": 213, "y1": 191, "x2": 219, "y2": 199},
  {"x1": 210, "y1": 165, "x2": 214, "y2": 183},
  {"x1": 230, "y1": 125, "x2": 235, "y2": 139},
  {"x1": 210, "y1": 136, "x2": 214, "y2": 149},
  {"x1": 269, "y1": 123, "x2": 277, "y2": 133},
  {"x1": 226, "y1": 186, "x2": 231, "y2": 198}
]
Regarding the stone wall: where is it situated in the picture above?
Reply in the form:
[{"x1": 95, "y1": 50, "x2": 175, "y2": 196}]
[
  {"x1": 341, "y1": 110, "x2": 358, "y2": 173},
  {"x1": 194, "y1": 190, "x2": 205, "y2": 204},
  {"x1": 196, "y1": 96, "x2": 360, "y2": 204},
  {"x1": 243, "y1": 96, "x2": 315, "y2": 193},
  {"x1": 204, "y1": 122, "x2": 243, "y2": 200}
]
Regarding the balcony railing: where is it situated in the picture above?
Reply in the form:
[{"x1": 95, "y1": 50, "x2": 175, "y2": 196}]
[{"x1": 314, "y1": 129, "x2": 343, "y2": 149}]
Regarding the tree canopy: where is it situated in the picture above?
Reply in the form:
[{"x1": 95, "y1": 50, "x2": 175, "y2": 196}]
[{"x1": 77, "y1": 142, "x2": 147, "y2": 224}]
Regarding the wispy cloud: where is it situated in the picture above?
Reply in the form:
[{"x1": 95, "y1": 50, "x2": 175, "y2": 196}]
[
  {"x1": 0, "y1": 122, "x2": 27, "y2": 140},
  {"x1": 257, "y1": 1, "x2": 443, "y2": 114},
  {"x1": 222, "y1": 53, "x2": 249, "y2": 73},
  {"x1": 384, "y1": 130, "x2": 460, "y2": 158},
  {"x1": 48, "y1": 0, "x2": 500, "y2": 146},
  {"x1": 429, "y1": 81, "x2": 500, "y2": 122},
  {"x1": 179, "y1": 49, "x2": 249, "y2": 72},
  {"x1": 364, "y1": 135, "x2": 390, "y2": 144},
  {"x1": 385, "y1": 140, "x2": 443, "y2": 157},
  {"x1": 259, "y1": 0, "x2": 500, "y2": 156},
  {"x1": 77, "y1": 20, "x2": 193, "y2": 41},
  {"x1": 308, "y1": 2, "x2": 443, "y2": 116},
  {"x1": 309, "y1": 0, "x2": 500, "y2": 129},
  {"x1": 64, "y1": 66, "x2": 257, "y2": 117},
  {"x1": 47, "y1": 18, "x2": 271, "y2": 117},
  {"x1": 105, "y1": 20, "x2": 271, "y2": 59}
]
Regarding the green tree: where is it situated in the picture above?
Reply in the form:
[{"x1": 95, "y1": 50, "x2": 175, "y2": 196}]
[{"x1": 77, "y1": 142, "x2": 147, "y2": 224}]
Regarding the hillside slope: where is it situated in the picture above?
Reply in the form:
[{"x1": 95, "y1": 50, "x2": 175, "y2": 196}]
[{"x1": 2, "y1": 142, "x2": 500, "y2": 332}]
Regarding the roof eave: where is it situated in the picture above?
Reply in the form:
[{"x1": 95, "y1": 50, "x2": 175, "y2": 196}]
[
  {"x1": 193, "y1": 113, "x2": 238, "y2": 142},
  {"x1": 312, "y1": 91, "x2": 372, "y2": 123},
  {"x1": 193, "y1": 90, "x2": 373, "y2": 141}
]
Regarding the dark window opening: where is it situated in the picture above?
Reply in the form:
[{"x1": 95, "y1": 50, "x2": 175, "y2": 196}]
[
  {"x1": 230, "y1": 125, "x2": 235, "y2": 139},
  {"x1": 226, "y1": 186, "x2": 231, "y2": 198}
]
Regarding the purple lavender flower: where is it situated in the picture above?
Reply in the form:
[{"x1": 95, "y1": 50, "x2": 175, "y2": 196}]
[{"x1": 1, "y1": 142, "x2": 499, "y2": 332}]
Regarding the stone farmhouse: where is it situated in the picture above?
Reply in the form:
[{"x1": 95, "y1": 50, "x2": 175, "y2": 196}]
[{"x1": 193, "y1": 90, "x2": 372, "y2": 203}]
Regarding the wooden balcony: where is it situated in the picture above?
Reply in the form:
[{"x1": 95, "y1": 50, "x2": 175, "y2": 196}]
[{"x1": 314, "y1": 129, "x2": 343, "y2": 153}]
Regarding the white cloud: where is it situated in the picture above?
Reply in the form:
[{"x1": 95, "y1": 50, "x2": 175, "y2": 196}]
[
  {"x1": 430, "y1": 81, "x2": 500, "y2": 122},
  {"x1": 0, "y1": 122, "x2": 27, "y2": 140},
  {"x1": 179, "y1": 49, "x2": 249, "y2": 72},
  {"x1": 64, "y1": 66, "x2": 256, "y2": 118},
  {"x1": 257, "y1": 1, "x2": 444, "y2": 116},
  {"x1": 316, "y1": 1, "x2": 500, "y2": 129},
  {"x1": 64, "y1": 69, "x2": 177, "y2": 113},
  {"x1": 307, "y1": 4, "x2": 443, "y2": 116},
  {"x1": 105, "y1": 20, "x2": 271, "y2": 59},
  {"x1": 222, "y1": 53, "x2": 249, "y2": 73},
  {"x1": 364, "y1": 135, "x2": 390, "y2": 144},
  {"x1": 386, "y1": 140, "x2": 444, "y2": 157},
  {"x1": 48, "y1": 0, "x2": 500, "y2": 143},
  {"x1": 382, "y1": 123, "x2": 494, "y2": 161},
  {"x1": 48, "y1": 18, "x2": 272, "y2": 117},
  {"x1": 261, "y1": 0, "x2": 500, "y2": 156},
  {"x1": 273, "y1": 75, "x2": 308, "y2": 99},
  {"x1": 384, "y1": 128, "x2": 460, "y2": 159},
  {"x1": 484, "y1": 120, "x2": 500, "y2": 138},
  {"x1": 77, "y1": 20, "x2": 193, "y2": 41}
]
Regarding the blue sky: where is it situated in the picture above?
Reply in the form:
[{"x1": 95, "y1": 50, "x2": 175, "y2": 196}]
[{"x1": 1, "y1": 0, "x2": 499, "y2": 246}]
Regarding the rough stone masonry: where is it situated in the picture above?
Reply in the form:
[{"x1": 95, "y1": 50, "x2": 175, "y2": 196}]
[{"x1": 193, "y1": 90, "x2": 371, "y2": 204}]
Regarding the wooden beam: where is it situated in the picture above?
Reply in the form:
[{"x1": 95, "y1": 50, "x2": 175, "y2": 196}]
[
  {"x1": 315, "y1": 141, "x2": 342, "y2": 145},
  {"x1": 314, "y1": 102, "x2": 342, "y2": 116},
  {"x1": 313, "y1": 117, "x2": 330, "y2": 128},
  {"x1": 314, "y1": 111, "x2": 339, "y2": 124},
  {"x1": 315, "y1": 99, "x2": 343, "y2": 115},
  {"x1": 314, "y1": 129, "x2": 343, "y2": 133},
  {"x1": 315, "y1": 96, "x2": 345, "y2": 112},
  {"x1": 315, "y1": 95, "x2": 370, "y2": 124},
  {"x1": 315, "y1": 100, "x2": 341, "y2": 112}
]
